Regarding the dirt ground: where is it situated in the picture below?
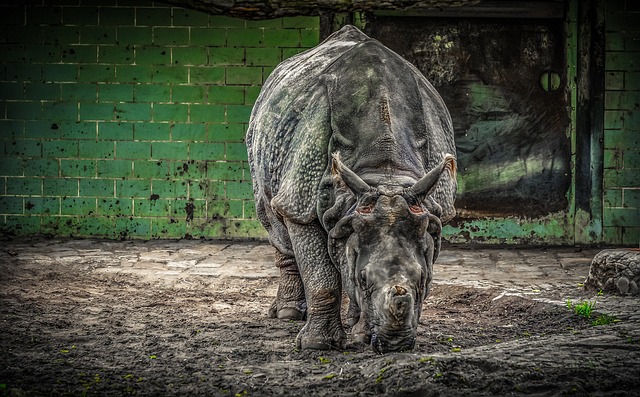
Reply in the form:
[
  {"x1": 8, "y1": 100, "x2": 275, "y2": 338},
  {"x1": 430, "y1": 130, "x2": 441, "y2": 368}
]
[{"x1": 1, "y1": 239, "x2": 639, "y2": 396}]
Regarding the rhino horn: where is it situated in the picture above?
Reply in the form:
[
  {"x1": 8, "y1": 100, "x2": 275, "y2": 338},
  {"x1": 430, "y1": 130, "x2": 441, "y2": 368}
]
[
  {"x1": 406, "y1": 154, "x2": 456, "y2": 199},
  {"x1": 332, "y1": 152, "x2": 371, "y2": 196}
]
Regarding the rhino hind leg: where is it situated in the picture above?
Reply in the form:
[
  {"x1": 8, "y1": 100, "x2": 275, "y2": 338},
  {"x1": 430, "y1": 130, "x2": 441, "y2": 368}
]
[{"x1": 269, "y1": 250, "x2": 307, "y2": 321}]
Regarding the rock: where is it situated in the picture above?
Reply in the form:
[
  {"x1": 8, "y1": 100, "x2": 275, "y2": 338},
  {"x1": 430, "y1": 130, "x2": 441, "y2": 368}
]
[{"x1": 584, "y1": 249, "x2": 640, "y2": 296}]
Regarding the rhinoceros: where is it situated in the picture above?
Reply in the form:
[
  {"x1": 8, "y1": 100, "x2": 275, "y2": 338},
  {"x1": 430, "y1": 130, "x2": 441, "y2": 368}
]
[{"x1": 246, "y1": 25, "x2": 457, "y2": 353}]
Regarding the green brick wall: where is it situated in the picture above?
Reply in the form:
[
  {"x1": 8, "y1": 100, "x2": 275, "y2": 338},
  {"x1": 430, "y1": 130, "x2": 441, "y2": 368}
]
[
  {"x1": 603, "y1": 0, "x2": 640, "y2": 245},
  {"x1": 0, "y1": 0, "x2": 320, "y2": 239}
]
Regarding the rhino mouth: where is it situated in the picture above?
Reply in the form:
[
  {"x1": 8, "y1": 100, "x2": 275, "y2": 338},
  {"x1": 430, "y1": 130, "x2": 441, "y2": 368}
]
[{"x1": 371, "y1": 328, "x2": 416, "y2": 353}]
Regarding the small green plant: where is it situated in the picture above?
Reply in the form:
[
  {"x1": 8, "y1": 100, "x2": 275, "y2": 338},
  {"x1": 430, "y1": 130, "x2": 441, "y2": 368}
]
[
  {"x1": 566, "y1": 299, "x2": 596, "y2": 318},
  {"x1": 451, "y1": 347, "x2": 461, "y2": 353},
  {"x1": 323, "y1": 373, "x2": 337, "y2": 380},
  {"x1": 592, "y1": 314, "x2": 618, "y2": 326},
  {"x1": 419, "y1": 356, "x2": 435, "y2": 363},
  {"x1": 318, "y1": 357, "x2": 331, "y2": 364}
]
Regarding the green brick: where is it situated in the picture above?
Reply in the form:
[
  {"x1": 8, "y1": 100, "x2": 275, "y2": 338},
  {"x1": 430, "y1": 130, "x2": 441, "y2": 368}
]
[
  {"x1": 605, "y1": 72, "x2": 624, "y2": 90},
  {"x1": 6, "y1": 102, "x2": 41, "y2": 120},
  {"x1": 190, "y1": 28, "x2": 227, "y2": 46},
  {"x1": 209, "y1": 86, "x2": 245, "y2": 104},
  {"x1": 209, "y1": 48, "x2": 245, "y2": 65},
  {"x1": 207, "y1": 161, "x2": 243, "y2": 181},
  {"x1": 116, "y1": 65, "x2": 154, "y2": 83},
  {"x1": 116, "y1": 179, "x2": 151, "y2": 198},
  {"x1": 61, "y1": 197, "x2": 96, "y2": 215},
  {"x1": 43, "y1": 64, "x2": 78, "y2": 83},
  {"x1": 153, "y1": 66, "x2": 188, "y2": 84},
  {"x1": 153, "y1": 103, "x2": 189, "y2": 122},
  {"x1": 80, "y1": 178, "x2": 114, "y2": 197},
  {"x1": 246, "y1": 19, "x2": 283, "y2": 29},
  {"x1": 0, "y1": 197, "x2": 23, "y2": 214},
  {"x1": 244, "y1": 86, "x2": 261, "y2": 105},
  {"x1": 24, "y1": 44, "x2": 61, "y2": 63},
  {"x1": 63, "y1": 7, "x2": 98, "y2": 25},
  {"x1": 604, "y1": 110, "x2": 625, "y2": 129},
  {"x1": 209, "y1": 123, "x2": 245, "y2": 142},
  {"x1": 170, "y1": 160, "x2": 207, "y2": 179},
  {"x1": 621, "y1": 189, "x2": 640, "y2": 209},
  {"x1": 626, "y1": 72, "x2": 640, "y2": 89},
  {"x1": 225, "y1": 180, "x2": 253, "y2": 199},
  {"x1": 5, "y1": 64, "x2": 42, "y2": 82},
  {"x1": 97, "y1": 159, "x2": 132, "y2": 178},
  {"x1": 42, "y1": 102, "x2": 79, "y2": 122},
  {"x1": 190, "y1": 104, "x2": 225, "y2": 123},
  {"x1": 133, "y1": 160, "x2": 170, "y2": 179},
  {"x1": 604, "y1": 149, "x2": 622, "y2": 169},
  {"x1": 43, "y1": 177, "x2": 76, "y2": 196},
  {"x1": 173, "y1": 9, "x2": 209, "y2": 27},
  {"x1": 116, "y1": 27, "x2": 153, "y2": 45},
  {"x1": 42, "y1": 140, "x2": 79, "y2": 158},
  {"x1": 134, "y1": 123, "x2": 171, "y2": 141},
  {"x1": 150, "y1": 179, "x2": 180, "y2": 199},
  {"x1": 3, "y1": 216, "x2": 41, "y2": 236},
  {"x1": 136, "y1": 8, "x2": 172, "y2": 27},
  {"x1": 624, "y1": 150, "x2": 640, "y2": 168},
  {"x1": 8, "y1": 26, "x2": 42, "y2": 45},
  {"x1": 98, "y1": 83, "x2": 134, "y2": 102},
  {"x1": 80, "y1": 102, "x2": 114, "y2": 121},
  {"x1": 206, "y1": 198, "x2": 231, "y2": 217},
  {"x1": 98, "y1": 198, "x2": 132, "y2": 215},
  {"x1": 80, "y1": 27, "x2": 117, "y2": 45},
  {"x1": 227, "y1": 29, "x2": 263, "y2": 47},
  {"x1": 603, "y1": 207, "x2": 640, "y2": 227},
  {"x1": 134, "y1": 198, "x2": 171, "y2": 216},
  {"x1": 134, "y1": 84, "x2": 170, "y2": 102},
  {"x1": 61, "y1": 45, "x2": 97, "y2": 64},
  {"x1": 152, "y1": 141, "x2": 188, "y2": 160},
  {"x1": 57, "y1": 121, "x2": 96, "y2": 140},
  {"x1": 136, "y1": 45, "x2": 170, "y2": 65},
  {"x1": 171, "y1": 123, "x2": 207, "y2": 141},
  {"x1": 605, "y1": 129, "x2": 640, "y2": 149},
  {"x1": 226, "y1": 142, "x2": 248, "y2": 161},
  {"x1": 225, "y1": 219, "x2": 266, "y2": 238},
  {"x1": 604, "y1": 168, "x2": 640, "y2": 187},
  {"x1": 226, "y1": 105, "x2": 252, "y2": 123},
  {"x1": 43, "y1": 26, "x2": 80, "y2": 45},
  {"x1": 116, "y1": 141, "x2": 151, "y2": 159},
  {"x1": 98, "y1": 45, "x2": 134, "y2": 64},
  {"x1": 61, "y1": 159, "x2": 96, "y2": 177},
  {"x1": 172, "y1": 47, "x2": 208, "y2": 66},
  {"x1": 0, "y1": 83, "x2": 24, "y2": 100},
  {"x1": 0, "y1": 45, "x2": 25, "y2": 64},
  {"x1": 115, "y1": 102, "x2": 151, "y2": 122},
  {"x1": 172, "y1": 85, "x2": 207, "y2": 103},
  {"x1": 61, "y1": 83, "x2": 96, "y2": 101},
  {"x1": 282, "y1": 16, "x2": 318, "y2": 29},
  {"x1": 154, "y1": 27, "x2": 189, "y2": 45},
  {"x1": 6, "y1": 177, "x2": 42, "y2": 195},
  {"x1": 225, "y1": 67, "x2": 262, "y2": 85},
  {"x1": 189, "y1": 142, "x2": 225, "y2": 161},
  {"x1": 78, "y1": 65, "x2": 116, "y2": 83},
  {"x1": 0, "y1": 156, "x2": 24, "y2": 176},
  {"x1": 152, "y1": 217, "x2": 186, "y2": 238},
  {"x1": 190, "y1": 67, "x2": 225, "y2": 84},
  {"x1": 300, "y1": 29, "x2": 320, "y2": 47},
  {"x1": 79, "y1": 140, "x2": 115, "y2": 159},
  {"x1": 99, "y1": 7, "x2": 135, "y2": 26},
  {"x1": 0, "y1": 120, "x2": 25, "y2": 139},
  {"x1": 24, "y1": 197, "x2": 59, "y2": 215},
  {"x1": 622, "y1": 228, "x2": 640, "y2": 246},
  {"x1": 25, "y1": 158, "x2": 59, "y2": 177},
  {"x1": 6, "y1": 140, "x2": 43, "y2": 157},
  {"x1": 245, "y1": 48, "x2": 281, "y2": 66},
  {"x1": 244, "y1": 200, "x2": 256, "y2": 219},
  {"x1": 263, "y1": 29, "x2": 299, "y2": 47},
  {"x1": 210, "y1": 16, "x2": 246, "y2": 28}
]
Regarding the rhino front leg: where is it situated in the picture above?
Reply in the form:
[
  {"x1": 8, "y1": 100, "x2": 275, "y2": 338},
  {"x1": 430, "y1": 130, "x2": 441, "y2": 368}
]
[
  {"x1": 285, "y1": 220, "x2": 346, "y2": 350},
  {"x1": 269, "y1": 250, "x2": 307, "y2": 320}
]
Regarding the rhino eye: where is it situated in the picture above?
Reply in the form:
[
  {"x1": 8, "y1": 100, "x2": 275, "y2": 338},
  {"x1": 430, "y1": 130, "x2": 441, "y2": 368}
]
[
  {"x1": 359, "y1": 269, "x2": 367, "y2": 287},
  {"x1": 409, "y1": 204, "x2": 425, "y2": 214},
  {"x1": 357, "y1": 204, "x2": 374, "y2": 214}
]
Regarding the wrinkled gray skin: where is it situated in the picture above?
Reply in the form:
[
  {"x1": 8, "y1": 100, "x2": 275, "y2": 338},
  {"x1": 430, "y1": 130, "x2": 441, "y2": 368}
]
[{"x1": 246, "y1": 26, "x2": 457, "y2": 353}]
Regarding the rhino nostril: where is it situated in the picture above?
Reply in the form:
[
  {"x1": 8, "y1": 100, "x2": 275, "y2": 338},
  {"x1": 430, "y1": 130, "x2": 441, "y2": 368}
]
[{"x1": 393, "y1": 285, "x2": 407, "y2": 296}]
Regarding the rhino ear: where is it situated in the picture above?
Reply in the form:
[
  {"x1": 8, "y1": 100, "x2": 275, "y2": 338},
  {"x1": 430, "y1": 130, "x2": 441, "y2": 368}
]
[
  {"x1": 406, "y1": 154, "x2": 456, "y2": 200},
  {"x1": 331, "y1": 152, "x2": 371, "y2": 197}
]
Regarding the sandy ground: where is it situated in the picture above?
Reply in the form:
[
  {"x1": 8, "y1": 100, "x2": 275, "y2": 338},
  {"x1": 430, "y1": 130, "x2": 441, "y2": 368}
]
[{"x1": 1, "y1": 238, "x2": 639, "y2": 396}]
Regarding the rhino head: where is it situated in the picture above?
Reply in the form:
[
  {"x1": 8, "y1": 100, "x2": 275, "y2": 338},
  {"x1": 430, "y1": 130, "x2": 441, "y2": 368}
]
[{"x1": 326, "y1": 153, "x2": 456, "y2": 353}]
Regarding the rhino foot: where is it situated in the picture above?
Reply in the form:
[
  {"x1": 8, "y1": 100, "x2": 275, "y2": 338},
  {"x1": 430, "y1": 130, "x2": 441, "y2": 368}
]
[
  {"x1": 296, "y1": 320, "x2": 346, "y2": 351},
  {"x1": 270, "y1": 251, "x2": 307, "y2": 320}
]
